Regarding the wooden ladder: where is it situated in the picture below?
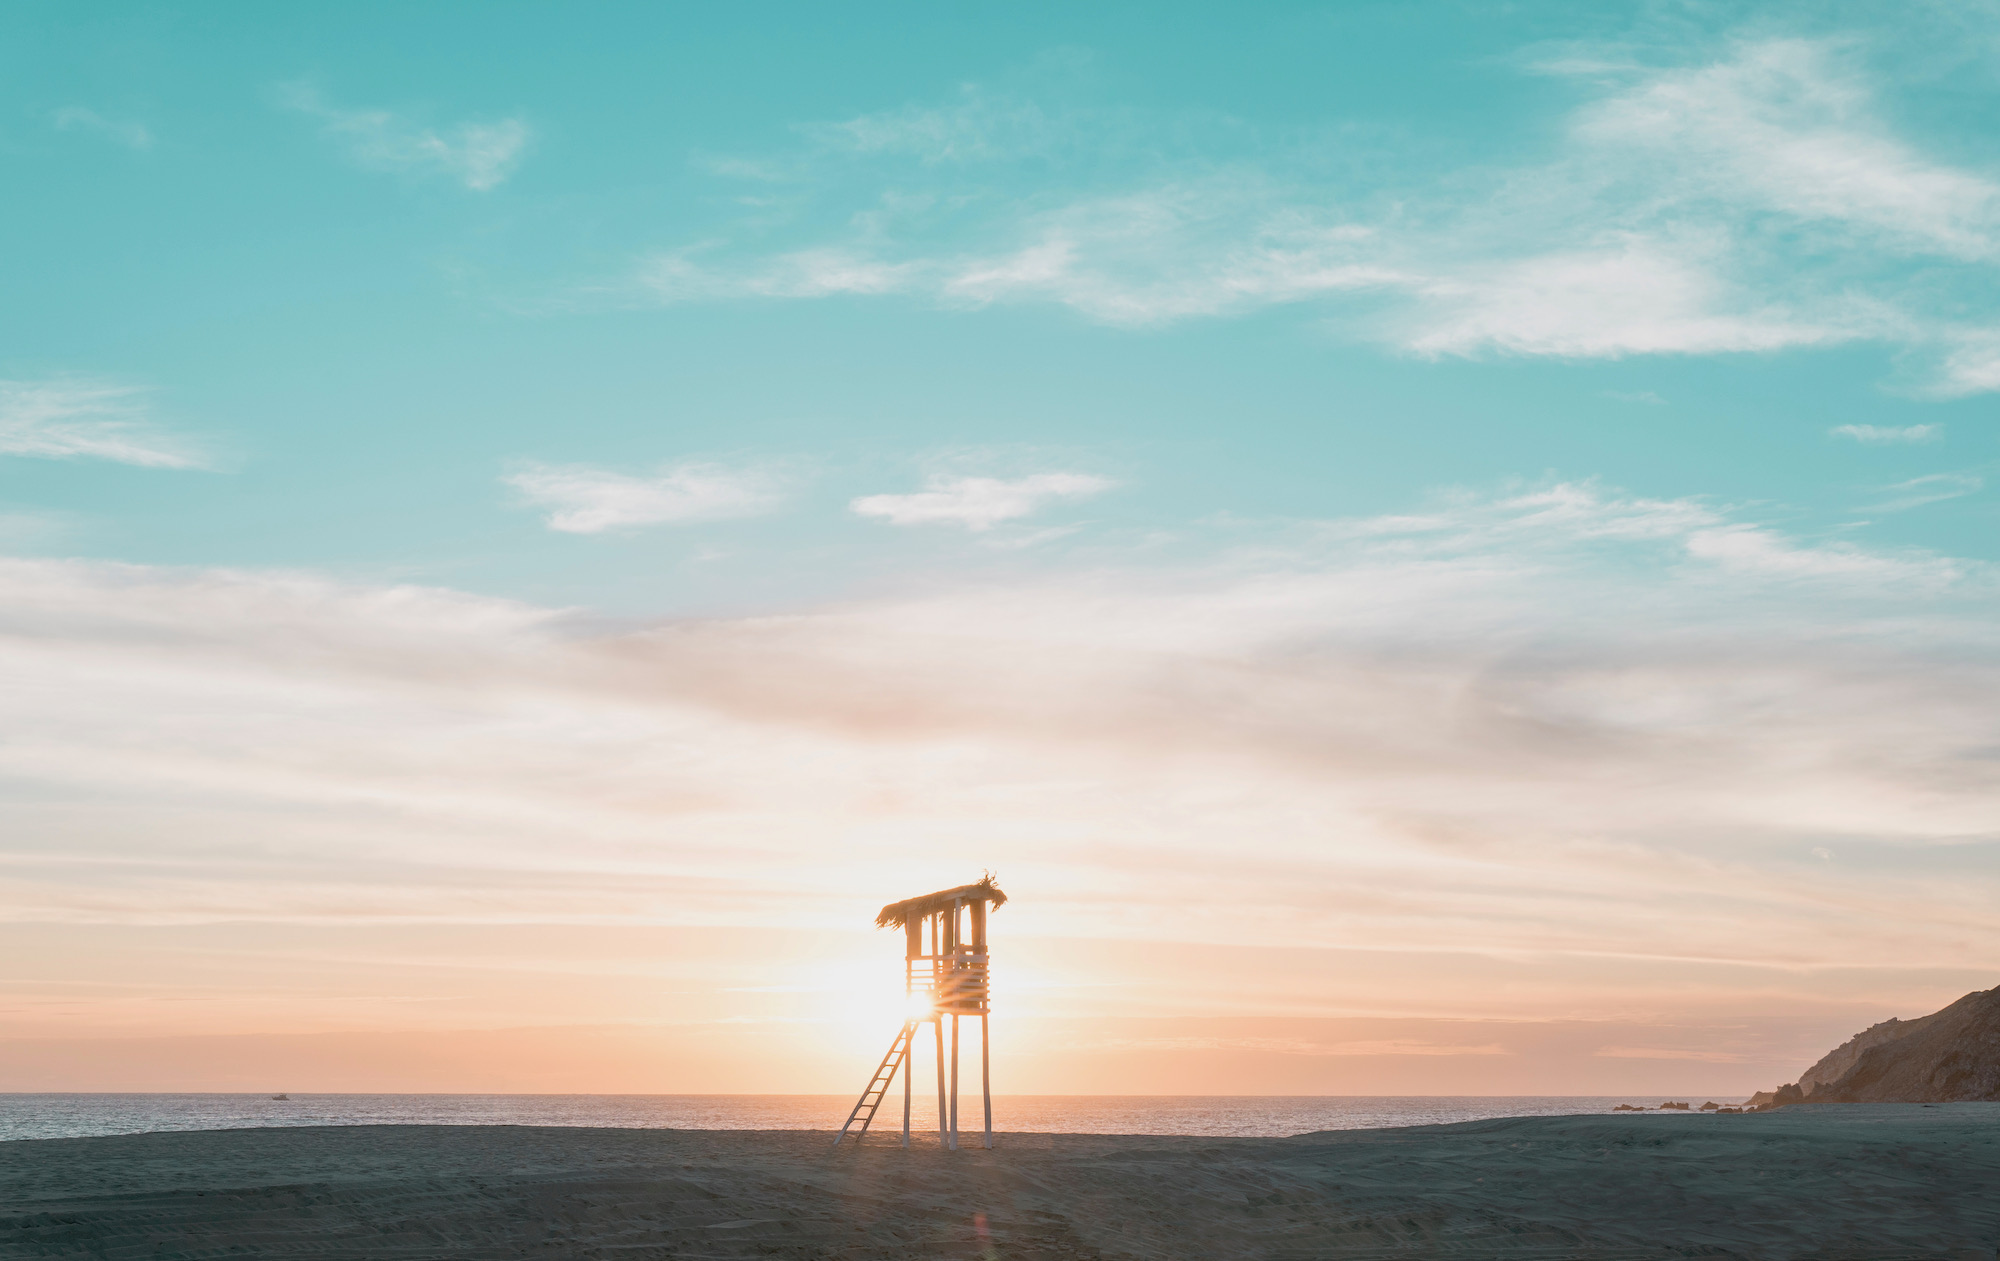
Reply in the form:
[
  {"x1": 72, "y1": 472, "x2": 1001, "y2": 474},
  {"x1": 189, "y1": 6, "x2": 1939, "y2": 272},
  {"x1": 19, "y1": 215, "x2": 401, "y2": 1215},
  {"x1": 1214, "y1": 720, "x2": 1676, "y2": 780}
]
[{"x1": 832, "y1": 1020, "x2": 917, "y2": 1147}]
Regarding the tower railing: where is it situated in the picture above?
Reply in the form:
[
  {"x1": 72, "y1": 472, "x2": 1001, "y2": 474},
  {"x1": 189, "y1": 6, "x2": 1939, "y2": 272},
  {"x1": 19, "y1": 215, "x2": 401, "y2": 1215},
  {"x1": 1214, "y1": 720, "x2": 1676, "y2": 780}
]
[{"x1": 907, "y1": 951, "x2": 989, "y2": 1014}]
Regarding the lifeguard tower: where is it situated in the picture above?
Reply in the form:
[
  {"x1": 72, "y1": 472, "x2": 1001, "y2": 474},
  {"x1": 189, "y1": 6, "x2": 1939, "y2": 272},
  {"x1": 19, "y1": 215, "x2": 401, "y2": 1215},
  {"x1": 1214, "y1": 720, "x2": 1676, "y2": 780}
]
[{"x1": 832, "y1": 875, "x2": 1005, "y2": 1150}]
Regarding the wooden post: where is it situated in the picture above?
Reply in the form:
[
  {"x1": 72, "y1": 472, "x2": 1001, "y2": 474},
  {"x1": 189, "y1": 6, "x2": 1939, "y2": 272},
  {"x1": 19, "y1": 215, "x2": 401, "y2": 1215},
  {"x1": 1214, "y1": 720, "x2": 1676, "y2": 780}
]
[
  {"x1": 903, "y1": 913, "x2": 921, "y2": 1149},
  {"x1": 944, "y1": 904, "x2": 960, "y2": 1152},
  {"x1": 932, "y1": 914, "x2": 947, "y2": 1147},
  {"x1": 981, "y1": 1014, "x2": 992, "y2": 1149},
  {"x1": 968, "y1": 895, "x2": 991, "y2": 1149},
  {"x1": 950, "y1": 900, "x2": 964, "y2": 1150}
]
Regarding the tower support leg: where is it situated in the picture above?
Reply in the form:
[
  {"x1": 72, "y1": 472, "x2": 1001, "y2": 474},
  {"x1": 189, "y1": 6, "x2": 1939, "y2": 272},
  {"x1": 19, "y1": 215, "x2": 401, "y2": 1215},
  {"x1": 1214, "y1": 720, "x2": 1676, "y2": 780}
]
[
  {"x1": 981, "y1": 1013, "x2": 993, "y2": 1149},
  {"x1": 933, "y1": 1016, "x2": 947, "y2": 1146},
  {"x1": 902, "y1": 1020, "x2": 912, "y2": 1148},
  {"x1": 949, "y1": 1014, "x2": 960, "y2": 1151}
]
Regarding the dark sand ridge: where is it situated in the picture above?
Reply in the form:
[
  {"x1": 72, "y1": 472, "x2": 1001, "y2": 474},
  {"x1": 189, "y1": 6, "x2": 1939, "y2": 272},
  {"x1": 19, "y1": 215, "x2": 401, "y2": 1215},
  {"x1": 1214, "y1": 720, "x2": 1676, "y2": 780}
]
[{"x1": 3, "y1": 1104, "x2": 1997, "y2": 1259}]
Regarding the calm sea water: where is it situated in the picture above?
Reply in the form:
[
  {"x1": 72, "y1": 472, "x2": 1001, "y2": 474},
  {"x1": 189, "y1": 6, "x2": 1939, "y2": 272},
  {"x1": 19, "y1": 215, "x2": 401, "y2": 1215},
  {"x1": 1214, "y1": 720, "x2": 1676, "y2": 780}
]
[{"x1": 0, "y1": 1094, "x2": 1708, "y2": 1143}]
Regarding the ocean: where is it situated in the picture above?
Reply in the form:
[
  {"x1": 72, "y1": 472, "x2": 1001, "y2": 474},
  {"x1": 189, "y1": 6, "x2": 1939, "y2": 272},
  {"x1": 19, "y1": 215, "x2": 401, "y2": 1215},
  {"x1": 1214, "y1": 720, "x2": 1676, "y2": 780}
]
[{"x1": 0, "y1": 1094, "x2": 1707, "y2": 1143}]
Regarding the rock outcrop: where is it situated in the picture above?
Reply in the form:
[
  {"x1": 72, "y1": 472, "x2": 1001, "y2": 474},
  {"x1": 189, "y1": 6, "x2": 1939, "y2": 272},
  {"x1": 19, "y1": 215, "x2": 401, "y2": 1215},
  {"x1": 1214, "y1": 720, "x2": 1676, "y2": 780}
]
[{"x1": 1758, "y1": 984, "x2": 2000, "y2": 1105}]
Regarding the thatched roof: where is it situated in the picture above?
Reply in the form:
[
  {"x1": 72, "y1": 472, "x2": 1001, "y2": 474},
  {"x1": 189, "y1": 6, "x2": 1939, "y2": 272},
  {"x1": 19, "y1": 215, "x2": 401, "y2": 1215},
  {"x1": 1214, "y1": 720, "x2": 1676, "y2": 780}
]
[{"x1": 875, "y1": 875, "x2": 1008, "y2": 929}]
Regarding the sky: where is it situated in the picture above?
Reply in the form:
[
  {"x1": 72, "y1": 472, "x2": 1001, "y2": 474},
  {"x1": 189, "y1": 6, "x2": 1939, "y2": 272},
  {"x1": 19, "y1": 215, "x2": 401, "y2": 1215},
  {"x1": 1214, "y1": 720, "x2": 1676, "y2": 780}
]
[{"x1": 3, "y1": 0, "x2": 1999, "y2": 1096}]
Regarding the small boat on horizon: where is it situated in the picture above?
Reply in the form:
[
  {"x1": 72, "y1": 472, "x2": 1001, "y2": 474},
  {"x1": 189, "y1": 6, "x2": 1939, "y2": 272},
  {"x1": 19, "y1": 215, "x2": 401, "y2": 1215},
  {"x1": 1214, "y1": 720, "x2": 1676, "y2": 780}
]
[{"x1": 272, "y1": 1093, "x2": 290, "y2": 1101}]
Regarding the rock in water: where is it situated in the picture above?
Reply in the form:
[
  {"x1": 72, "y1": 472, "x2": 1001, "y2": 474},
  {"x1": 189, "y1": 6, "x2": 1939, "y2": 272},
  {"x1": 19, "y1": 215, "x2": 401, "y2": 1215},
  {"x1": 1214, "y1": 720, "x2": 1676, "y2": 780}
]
[{"x1": 1760, "y1": 985, "x2": 2000, "y2": 1105}]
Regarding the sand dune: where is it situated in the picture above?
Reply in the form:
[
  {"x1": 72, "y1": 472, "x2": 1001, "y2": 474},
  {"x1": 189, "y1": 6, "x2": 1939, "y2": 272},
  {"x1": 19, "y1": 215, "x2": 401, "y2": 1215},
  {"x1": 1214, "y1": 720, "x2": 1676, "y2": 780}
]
[{"x1": 2, "y1": 1105, "x2": 1996, "y2": 1259}]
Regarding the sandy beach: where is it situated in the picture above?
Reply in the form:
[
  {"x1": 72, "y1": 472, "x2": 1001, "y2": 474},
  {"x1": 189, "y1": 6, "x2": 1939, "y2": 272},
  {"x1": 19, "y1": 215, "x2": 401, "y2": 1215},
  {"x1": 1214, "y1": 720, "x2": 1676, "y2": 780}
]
[{"x1": 2, "y1": 1104, "x2": 1995, "y2": 1259}]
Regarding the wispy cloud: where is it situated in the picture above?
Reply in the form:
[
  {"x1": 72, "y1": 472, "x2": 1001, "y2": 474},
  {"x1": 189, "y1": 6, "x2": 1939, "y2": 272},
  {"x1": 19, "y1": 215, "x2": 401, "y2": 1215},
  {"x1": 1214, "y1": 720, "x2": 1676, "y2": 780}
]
[
  {"x1": 506, "y1": 461, "x2": 784, "y2": 533},
  {"x1": 1595, "y1": 1046, "x2": 1747, "y2": 1063},
  {"x1": 637, "y1": 187, "x2": 1404, "y2": 326},
  {"x1": 278, "y1": 84, "x2": 530, "y2": 191},
  {"x1": 641, "y1": 248, "x2": 918, "y2": 301},
  {"x1": 50, "y1": 107, "x2": 152, "y2": 149},
  {"x1": 1831, "y1": 423, "x2": 1940, "y2": 443},
  {"x1": 1089, "y1": 1035, "x2": 1508, "y2": 1057},
  {"x1": 3, "y1": 482, "x2": 1996, "y2": 980},
  {"x1": 1862, "y1": 472, "x2": 1983, "y2": 512},
  {"x1": 800, "y1": 83, "x2": 1067, "y2": 163},
  {"x1": 1566, "y1": 39, "x2": 2000, "y2": 262},
  {"x1": 1935, "y1": 329, "x2": 2000, "y2": 397},
  {"x1": 632, "y1": 36, "x2": 2000, "y2": 390},
  {"x1": 1401, "y1": 236, "x2": 1852, "y2": 359},
  {"x1": 6, "y1": 478, "x2": 2000, "y2": 1094},
  {"x1": 0, "y1": 510, "x2": 69, "y2": 546},
  {"x1": 850, "y1": 472, "x2": 1113, "y2": 530},
  {"x1": 0, "y1": 379, "x2": 204, "y2": 469}
]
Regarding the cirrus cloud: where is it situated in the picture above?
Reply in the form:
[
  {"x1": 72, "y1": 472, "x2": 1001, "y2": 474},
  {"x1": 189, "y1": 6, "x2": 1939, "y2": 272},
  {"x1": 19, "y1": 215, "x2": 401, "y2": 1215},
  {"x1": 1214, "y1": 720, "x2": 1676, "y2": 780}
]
[
  {"x1": 0, "y1": 379, "x2": 205, "y2": 469},
  {"x1": 278, "y1": 83, "x2": 530, "y2": 192},
  {"x1": 3, "y1": 482, "x2": 1998, "y2": 1090},
  {"x1": 505, "y1": 460, "x2": 785, "y2": 533},
  {"x1": 630, "y1": 35, "x2": 2000, "y2": 391},
  {"x1": 1862, "y1": 472, "x2": 1983, "y2": 513},
  {"x1": 2, "y1": 480, "x2": 1996, "y2": 963},
  {"x1": 50, "y1": 107, "x2": 152, "y2": 150},
  {"x1": 1831, "y1": 424, "x2": 1940, "y2": 443},
  {"x1": 850, "y1": 472, "x2": 1114, "y2": 530}
]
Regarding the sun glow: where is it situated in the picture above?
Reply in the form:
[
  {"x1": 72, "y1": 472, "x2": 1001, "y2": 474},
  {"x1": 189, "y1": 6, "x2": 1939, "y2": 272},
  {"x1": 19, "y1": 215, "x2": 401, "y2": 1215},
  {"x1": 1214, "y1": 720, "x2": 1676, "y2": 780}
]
[{"x1": 800, "y1": 956, "x2": 913, "y2": 1050}]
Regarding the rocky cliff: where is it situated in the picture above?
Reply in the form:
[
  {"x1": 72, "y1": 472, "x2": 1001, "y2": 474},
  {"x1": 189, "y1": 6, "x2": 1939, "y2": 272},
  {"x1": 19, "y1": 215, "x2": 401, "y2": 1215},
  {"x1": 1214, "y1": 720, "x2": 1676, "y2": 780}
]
[{"x1": 1756, "y1": 985, "x2": 2000, "y2": 1106}]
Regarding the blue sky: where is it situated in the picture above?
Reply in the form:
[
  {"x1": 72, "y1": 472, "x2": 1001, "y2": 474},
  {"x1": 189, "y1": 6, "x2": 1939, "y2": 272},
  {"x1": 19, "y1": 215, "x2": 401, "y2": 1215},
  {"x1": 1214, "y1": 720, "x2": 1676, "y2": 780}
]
[
  {"x1": 6, "y1": 0, "x2": 1997, "y2": 609},
  {"x1": 3, "y1": 1, "x2": 1999, "y2": 1093}
]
